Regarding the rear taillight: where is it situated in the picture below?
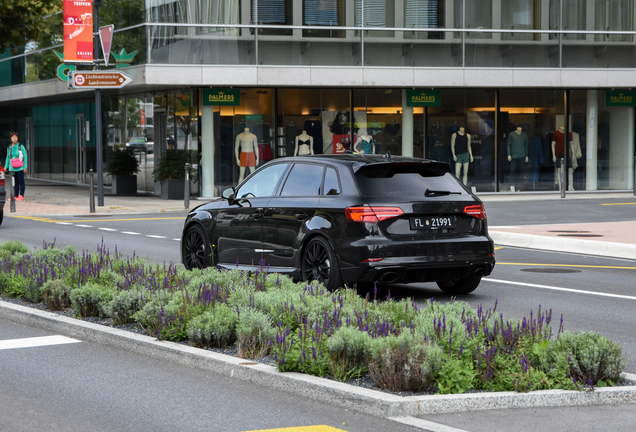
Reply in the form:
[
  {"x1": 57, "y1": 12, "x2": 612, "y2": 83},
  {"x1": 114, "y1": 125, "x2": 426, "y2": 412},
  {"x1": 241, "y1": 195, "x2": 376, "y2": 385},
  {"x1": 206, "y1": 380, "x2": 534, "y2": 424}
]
[
  {"x1": 0, "y1": 168, "x2": 4, "y2": 186},
  {"x1": 346, "y1": 206, "x2": 404, "y2": 223},
  {"x1": 464, "y1": 204, "x2": 487, "y2": 220}
]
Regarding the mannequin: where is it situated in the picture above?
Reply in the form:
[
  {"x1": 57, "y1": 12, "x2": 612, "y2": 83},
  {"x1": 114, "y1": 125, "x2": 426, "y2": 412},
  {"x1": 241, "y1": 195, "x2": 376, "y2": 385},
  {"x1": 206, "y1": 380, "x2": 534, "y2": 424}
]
[
  {"x1": 507, "y1": 126, "x2": 529, "y2": 191},
  {"x1": 294, "y1": 131, "x2": 314, "y2": 156},
  {"x1": 551, "y1": 126, "x2": 573, "y2": 190},
  {"x1": 354, "y1": 129, "x2": 374, "y2": 154},
  {"x1": 235, "y1": 127, "x2": 260, "y2": 182},
  {"x1": 451, "y1": 127, "x2": 473, "y2": 184}
]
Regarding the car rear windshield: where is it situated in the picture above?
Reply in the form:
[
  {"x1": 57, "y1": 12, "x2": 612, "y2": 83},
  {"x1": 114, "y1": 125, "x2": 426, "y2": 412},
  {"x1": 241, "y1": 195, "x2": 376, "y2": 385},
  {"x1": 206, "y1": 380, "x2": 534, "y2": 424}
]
[{"x1": 355, "y1": 164, "x2": 465, "y2": 200}]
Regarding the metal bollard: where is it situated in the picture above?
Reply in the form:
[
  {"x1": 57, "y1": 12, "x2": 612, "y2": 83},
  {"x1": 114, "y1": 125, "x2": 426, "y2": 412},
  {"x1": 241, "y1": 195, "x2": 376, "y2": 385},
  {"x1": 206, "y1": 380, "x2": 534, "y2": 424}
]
[
  {"x1": 89, "y1": 169, "x2": 95, "y2": 213},
  {"x1": 560, "y1": 157, "x2": 566, "y2": 199},
  {"x1": 184, "y1": 163, "x2": 191, "y2": 209},
  {"x1": 9, "y1": 172, "x2": 15, "y2": 213},
  {"x1": 633, "y1": 156, "x2": 636, "y2": 197}
]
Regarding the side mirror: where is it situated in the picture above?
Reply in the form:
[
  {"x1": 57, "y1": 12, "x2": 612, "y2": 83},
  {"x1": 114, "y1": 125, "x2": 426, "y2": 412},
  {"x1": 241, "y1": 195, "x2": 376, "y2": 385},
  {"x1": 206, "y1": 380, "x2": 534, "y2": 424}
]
[{"x1": 222, "y1": 187, "x2": 235, "y2": 201}]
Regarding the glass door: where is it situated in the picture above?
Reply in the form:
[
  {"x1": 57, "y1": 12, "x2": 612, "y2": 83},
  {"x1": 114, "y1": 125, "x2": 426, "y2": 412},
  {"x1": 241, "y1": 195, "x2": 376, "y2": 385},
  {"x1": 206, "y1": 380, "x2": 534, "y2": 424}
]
[
  {"x1": 75, "y1": 113, "x2": 87, "y2": 184},
  {"x1": 25, "y1": 117, "x2": 34, "y2": 177}
]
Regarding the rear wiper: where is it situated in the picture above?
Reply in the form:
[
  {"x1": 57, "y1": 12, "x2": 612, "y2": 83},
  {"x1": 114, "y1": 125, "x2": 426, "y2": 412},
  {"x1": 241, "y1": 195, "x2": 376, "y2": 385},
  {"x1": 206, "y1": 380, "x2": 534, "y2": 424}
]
[{"x1": 425, "y1": 189, "x2": 462, "y2": 197}]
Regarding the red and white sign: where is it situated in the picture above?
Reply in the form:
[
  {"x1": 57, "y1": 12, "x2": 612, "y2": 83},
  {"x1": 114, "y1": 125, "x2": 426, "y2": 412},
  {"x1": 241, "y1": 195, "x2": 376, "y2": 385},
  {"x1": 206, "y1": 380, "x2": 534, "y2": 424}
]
[
  {"x1": 100, "y1": 25, "x2": 114, "y2": 66},
  {"x1": 63, "y1": 0, "x2": 94, "y2": 63}
]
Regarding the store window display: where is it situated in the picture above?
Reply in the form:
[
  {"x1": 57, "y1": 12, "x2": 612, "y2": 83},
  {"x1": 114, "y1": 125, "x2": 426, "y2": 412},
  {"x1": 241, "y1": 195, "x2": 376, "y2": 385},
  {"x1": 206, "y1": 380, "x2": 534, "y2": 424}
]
[
  {"x1": 294, "y1": 130, "x2": 314, "y2": 156},
  {"x1": 235, "y1": 127, "x2": 259, "y2": 182},
  {"x1": 354, "y1": 129, "x2": 374, "y2": 154},
  {"x1": 451, "y1": 127, "x2": 473, "y2": 185},
  {"x1": 507, "y1": 126, "x2": 528, "y2": 191},
  {"x1": 551, "y1": 125, "x2": 582, "y2": 191}
]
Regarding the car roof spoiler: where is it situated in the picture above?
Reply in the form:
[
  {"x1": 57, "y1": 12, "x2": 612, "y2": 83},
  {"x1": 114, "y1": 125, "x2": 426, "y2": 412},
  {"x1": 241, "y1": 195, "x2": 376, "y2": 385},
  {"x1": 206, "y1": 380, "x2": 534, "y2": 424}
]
[{"x1": 352, "y1": 159, "x2": 451, "y2": 176}]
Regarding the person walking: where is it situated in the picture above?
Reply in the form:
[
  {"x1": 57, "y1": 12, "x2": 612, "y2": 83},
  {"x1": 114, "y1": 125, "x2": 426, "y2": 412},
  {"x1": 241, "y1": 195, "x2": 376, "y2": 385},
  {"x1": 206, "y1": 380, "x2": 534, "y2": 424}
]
[{"x1": 4, "y1": 131, "x2": 27, "y2": 201}]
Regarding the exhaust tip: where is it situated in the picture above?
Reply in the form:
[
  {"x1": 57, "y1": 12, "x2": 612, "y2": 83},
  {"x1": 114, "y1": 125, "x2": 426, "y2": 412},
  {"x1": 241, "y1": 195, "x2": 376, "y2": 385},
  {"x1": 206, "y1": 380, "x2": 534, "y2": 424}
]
[
  {"x1": 380, "y1": 271, "x2": 400, "y2": 284},
  {"x1": 474, "y1": 268, "x2": 487, "y2": 278}
]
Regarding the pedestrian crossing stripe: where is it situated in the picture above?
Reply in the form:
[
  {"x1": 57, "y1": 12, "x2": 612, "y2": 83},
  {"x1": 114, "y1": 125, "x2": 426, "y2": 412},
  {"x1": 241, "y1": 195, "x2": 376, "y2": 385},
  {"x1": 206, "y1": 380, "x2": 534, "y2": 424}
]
[
  {"x1": 241, "y1": 427, "x2": 347, "y2": 432},
  {"x1": 0, "y1": 335, "x2": 81, "y2": 350}
]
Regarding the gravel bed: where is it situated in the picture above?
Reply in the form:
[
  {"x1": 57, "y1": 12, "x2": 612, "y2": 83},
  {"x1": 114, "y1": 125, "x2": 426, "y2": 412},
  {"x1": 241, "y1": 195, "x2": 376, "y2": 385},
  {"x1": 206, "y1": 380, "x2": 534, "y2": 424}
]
[{"x1": 2, "y1": 295, "x2": 632, "y2": 396}]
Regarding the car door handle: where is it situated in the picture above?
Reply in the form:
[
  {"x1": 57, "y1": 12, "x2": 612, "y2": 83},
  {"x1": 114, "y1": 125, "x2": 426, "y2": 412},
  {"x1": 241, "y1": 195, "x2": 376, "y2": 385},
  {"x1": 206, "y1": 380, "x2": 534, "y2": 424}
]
[
  {"x1": 252, "y1": 208, "x2": 264, "y2": 220},
  {"x1": 295, "y1": 212, "x2": 308, "y2": 220}
]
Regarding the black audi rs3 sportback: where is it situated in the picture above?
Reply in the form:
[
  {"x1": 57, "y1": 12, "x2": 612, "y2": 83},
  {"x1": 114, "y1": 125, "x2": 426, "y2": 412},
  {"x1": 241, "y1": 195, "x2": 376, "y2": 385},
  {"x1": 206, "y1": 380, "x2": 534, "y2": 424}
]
[{"x1": 181, "y1": 154, "x2": 495, "y2": 294}]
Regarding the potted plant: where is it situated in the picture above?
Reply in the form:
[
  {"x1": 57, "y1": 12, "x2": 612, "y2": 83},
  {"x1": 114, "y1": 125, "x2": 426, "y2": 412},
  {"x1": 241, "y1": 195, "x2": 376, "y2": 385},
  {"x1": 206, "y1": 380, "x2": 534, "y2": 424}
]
[
  {"x1": 107, "y1": 148, "x2": 139, "y2": 195},
  {"x1": 152, "y1": 150, "x2": 195, "y2": 200}
]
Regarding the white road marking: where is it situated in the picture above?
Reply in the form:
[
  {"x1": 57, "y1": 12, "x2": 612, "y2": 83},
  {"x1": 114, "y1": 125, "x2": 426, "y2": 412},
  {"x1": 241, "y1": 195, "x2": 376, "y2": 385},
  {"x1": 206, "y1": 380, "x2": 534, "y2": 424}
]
[
  {"x1": 0, "y1": 335, "x2": 81, "y2": 351},
  {"x1": 55, "y1": 222, "x2": 73, "y2": 225},
  {"x1": 146, "y1": 235, "x2": 167, "y2": 239},
  {"x1": 489, "y1": 226, "x2": 522, "y2": 229},
  {"x1": 173, "y1": 238, "x2": 180, "y2": 241},
  {"x1": 121, "y1": 232, "x2": 141, "y2": 235},
  {"x1": 487, "y1": 278, "x2": 636, "y2": 301},
  {"x1": 75, "y1": 225, "x2": 92, "y2": 228},
  {"x1": 389, "y1": 416, "x2": 469, "y2": 432},
  {"x1": 98, "y1": 228, "x2": 117, "y2": 232}
]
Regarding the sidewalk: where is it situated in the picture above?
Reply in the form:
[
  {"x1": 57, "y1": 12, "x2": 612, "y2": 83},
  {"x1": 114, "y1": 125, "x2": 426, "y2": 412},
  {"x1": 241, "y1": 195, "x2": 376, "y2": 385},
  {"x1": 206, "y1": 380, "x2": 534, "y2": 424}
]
[{"x1": 2, "y1": 179, "x2": 191, "y2": 216}]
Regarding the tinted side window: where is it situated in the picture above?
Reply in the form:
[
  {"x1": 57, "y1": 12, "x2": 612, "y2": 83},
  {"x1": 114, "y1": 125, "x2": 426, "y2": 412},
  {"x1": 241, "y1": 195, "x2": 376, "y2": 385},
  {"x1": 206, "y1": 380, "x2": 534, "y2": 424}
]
[
  {"x1": 238, "y1": 163, "x2": 288, "y2": 198},
  {"x1": 323, "y1": 167, "x2": 341, "y2": 195},
  {"x1": 281, "y1": 163, "x2": 324, "y2": 196}
]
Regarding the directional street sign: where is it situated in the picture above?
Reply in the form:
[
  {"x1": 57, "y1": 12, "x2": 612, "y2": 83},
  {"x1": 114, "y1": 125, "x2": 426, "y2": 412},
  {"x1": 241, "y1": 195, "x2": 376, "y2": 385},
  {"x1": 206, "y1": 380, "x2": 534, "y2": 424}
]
[{"x1": 68, "y1": 70, "x2": 133, "y2": 89}]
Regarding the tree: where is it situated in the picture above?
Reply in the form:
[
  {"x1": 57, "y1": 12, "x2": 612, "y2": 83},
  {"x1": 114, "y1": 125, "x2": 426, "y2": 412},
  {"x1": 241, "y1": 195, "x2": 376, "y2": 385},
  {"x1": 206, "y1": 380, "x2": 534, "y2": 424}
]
[{"x1": 0, "y1": 0, "x2": 61, "y2": 54}]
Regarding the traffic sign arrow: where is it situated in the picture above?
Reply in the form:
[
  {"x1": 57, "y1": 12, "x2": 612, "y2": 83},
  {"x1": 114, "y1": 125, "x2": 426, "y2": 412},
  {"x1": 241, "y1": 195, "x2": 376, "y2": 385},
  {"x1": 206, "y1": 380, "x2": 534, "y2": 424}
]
[{"x1": 68, "y1": 70, "x2": 133, "y2": 89}]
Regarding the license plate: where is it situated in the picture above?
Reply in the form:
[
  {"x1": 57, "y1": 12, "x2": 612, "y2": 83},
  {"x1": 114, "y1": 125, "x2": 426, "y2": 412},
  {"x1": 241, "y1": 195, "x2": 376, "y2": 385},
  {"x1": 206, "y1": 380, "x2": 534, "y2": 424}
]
[{"x1": 410, "y1": 216, "x2": 455, "y2": 230}]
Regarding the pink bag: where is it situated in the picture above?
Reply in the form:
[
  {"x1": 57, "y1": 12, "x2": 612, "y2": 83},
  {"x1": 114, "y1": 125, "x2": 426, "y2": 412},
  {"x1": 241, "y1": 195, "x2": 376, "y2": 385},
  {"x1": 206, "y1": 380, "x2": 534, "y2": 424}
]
[{"x1": 11, "y1": 158, "x2": 23, "y2": 169}]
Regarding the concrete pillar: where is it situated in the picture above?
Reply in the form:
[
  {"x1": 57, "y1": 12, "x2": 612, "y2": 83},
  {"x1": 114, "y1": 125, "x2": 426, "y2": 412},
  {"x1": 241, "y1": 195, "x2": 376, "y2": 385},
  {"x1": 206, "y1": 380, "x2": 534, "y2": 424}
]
[
  {"x1": 586, "y1": 90, "x2": 598, "y2": 190},
  {"x1": 402, "y1": 90, "x2": 414, "y2": 157},
  {"x1": 201, "y1": 104, "x2": 215, "y2": 197}
]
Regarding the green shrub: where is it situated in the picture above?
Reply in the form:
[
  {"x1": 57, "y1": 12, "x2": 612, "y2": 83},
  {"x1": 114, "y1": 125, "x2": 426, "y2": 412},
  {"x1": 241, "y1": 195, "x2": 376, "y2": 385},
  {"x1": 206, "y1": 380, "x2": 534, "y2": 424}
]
[
  {"x1": 236, "y1": 308, "x2": 276, "y2": 359},
  {"x1": 23, "y1": 282, "x2": 43, "y2": 303},
  {"x1": 368, "y1": 332, "x2": 444, "y2": 392},
  {"x1": 543, "y1": 331, "x2": 626, "y2": 385},
  {"x1": 106, "y1": 289, "x2": 142, "y2": 326},
  {"x1": 92, "y1": 270, "x2": 125, "y2": 288},
  {"x1": 132, "y1": 290, "x2": 184, "y2": 336},
  {"x1": 0, "y1": 273, "x2": 28, "y2": 297},
  {"x1": 326, "y1": 326, "x2": 375, "y2": 381},
  {"x1": 42, "y1": 279, "x2": 72, "y2": 310},
  {"x1": 70, "y1": 282, "x2": 116, "y2": 318},
  {"x1": 436, "y1": 356, "x2": 476, "y2": 394},
  {"x1": 0, "y1": 240, "x2": 29, "y2": 255},
  {"x1": 187, "y1": 303, "x2": 238, "y2": 348}
]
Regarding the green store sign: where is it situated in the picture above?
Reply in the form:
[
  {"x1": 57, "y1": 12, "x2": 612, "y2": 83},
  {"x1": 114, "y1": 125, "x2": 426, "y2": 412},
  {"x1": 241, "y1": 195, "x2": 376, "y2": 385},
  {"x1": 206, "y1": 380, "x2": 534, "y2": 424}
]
[
  {"x1": 606, "y1": 91, "x2": 636, "y2": 106},
  {"x1": 407, "y1": 90, "x2": 441, "y2": 107},
  {"x1": 203, "y1": 88, "x2": 240, "y2": 106}
]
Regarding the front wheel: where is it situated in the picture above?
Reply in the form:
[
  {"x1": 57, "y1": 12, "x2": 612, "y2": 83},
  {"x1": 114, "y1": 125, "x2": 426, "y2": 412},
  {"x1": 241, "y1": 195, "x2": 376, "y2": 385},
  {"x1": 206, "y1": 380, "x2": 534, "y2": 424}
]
[
  {"x1": 436, "y1": 274, "x2": 482, "y2": 295},
  {"x1": 301, "y1": 237, "x2": 342, "y2": 292},
  {"x1": 182, "y1": 224, "x2": 212, "y2": 270}
]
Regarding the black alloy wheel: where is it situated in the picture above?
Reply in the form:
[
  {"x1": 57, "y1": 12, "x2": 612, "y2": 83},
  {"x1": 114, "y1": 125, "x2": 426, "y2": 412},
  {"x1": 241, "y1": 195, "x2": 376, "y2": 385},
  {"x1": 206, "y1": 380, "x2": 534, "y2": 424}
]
[
  {"x1": 301, "y1": 237, "x2": 342, "y2": 291},
  {"x1": 182, "y1": 224, "x2": 211, "y2": 270},
  {"x1": 0, "y1": 209, "x2": 3, "y2": 226},
  {"x1": 436, "y1": 274, "x2": 482, "y2": 295}
]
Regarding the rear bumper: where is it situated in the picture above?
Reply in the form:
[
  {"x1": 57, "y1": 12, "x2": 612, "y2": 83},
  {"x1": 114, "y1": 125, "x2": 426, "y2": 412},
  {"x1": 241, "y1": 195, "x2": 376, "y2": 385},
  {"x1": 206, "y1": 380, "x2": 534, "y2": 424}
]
[{"x1": 338, "y1": 235, "x2": 495, "y2": 284}]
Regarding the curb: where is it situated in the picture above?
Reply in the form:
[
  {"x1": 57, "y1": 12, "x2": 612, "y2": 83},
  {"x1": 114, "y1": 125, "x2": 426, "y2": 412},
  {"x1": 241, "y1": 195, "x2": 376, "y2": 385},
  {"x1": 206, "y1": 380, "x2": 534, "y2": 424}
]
[
  {"x1": 2, "y1": 300, "x2": 636, "y2": 417},
  {"x1": 490, "y1": 231, "x2": 636, "y2": 261}
]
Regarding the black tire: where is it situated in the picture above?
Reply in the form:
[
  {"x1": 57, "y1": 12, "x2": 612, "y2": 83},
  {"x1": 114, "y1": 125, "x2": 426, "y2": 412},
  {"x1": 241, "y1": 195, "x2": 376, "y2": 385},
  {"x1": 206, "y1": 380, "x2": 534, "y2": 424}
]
[
  {"x1": 436, "y1": 275, "x2": 482, "y2": 295},
  {"x1": 182, "y1": 224, "x2": 212, "y2": 270},
  {"x1": 0, "y1": 209, "x2": 3, "y2": 226},
  {"x1": 301, "y1": 237, "x2": 343, "y2": 291}
]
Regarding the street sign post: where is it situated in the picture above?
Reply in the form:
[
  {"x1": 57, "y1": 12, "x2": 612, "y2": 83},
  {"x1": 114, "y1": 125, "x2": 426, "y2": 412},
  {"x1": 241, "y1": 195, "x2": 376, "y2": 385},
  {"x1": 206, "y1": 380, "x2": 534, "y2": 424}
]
[{"x1": 67, "y1": 70, "x2": 133, "y2": 89}]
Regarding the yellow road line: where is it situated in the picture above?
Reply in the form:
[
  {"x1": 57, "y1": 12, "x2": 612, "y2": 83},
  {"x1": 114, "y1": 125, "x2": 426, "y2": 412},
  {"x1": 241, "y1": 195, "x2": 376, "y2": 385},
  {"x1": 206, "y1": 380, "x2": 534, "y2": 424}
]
[
  {"x1": 495, "y1": 246, "x2": 504, "y2": 250},
  {"x1": 498, "y1": 262, "x2": 636, "y2": 270},
  {"x1": 242, "y1": 427, "x2": 347, "y2": 432},
  {"x1": 7, "y1": 215, "x2": 183, "y2": 223},
  {"x1": 601, "y1": 202, "x2": 636, "y2": 206}
]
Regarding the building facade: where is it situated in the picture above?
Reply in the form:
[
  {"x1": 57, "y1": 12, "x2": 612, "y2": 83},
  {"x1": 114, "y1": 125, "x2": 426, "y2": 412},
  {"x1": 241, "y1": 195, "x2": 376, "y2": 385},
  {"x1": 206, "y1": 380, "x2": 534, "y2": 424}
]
[{"x1": 1, "y1": 0, "x2": 635, "y2": 196}]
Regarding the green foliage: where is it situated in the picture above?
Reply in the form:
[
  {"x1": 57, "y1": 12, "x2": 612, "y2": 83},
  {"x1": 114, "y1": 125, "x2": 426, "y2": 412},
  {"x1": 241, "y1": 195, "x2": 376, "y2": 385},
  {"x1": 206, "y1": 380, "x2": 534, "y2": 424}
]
[
  {"x1": 23, "y1": 281, "x2": 43, "y2": 303},
  {"x1": 368, "y1": 332, "x2": 444, "y2": 392},
  {"x1": 105, "y1": 289, "x2": 142, "y2": 326},
  {"x1": 0, "y1": 240, "x2": 29, "y2": 255},
  {"x1": 274, "y1": 323, "x2": 331, "y2": 377},
  {"x1": 187, "y1": 303, "x2": 238, "y2": 349},
  {"x1": 436, "y1": 357, "x2": 476, "y2": 394},
  {"x1": 543, "y1": 331, "x2": 626, "y2": 385},
  {"x1": 107, "y1": 148, "x2": 140, "y2": 176},
  {"x1": 236, "y1": 308, "x2": 276, "y2": 359},
  {"x1": 0, "y1": 273, "x2": 27, "y2": 297},
  {"x1": 70, "y1": 283, "x2": 116, "y2": 318},
  {"x1": 326, "y1": 326, "x2": 375, "y2": 381},
  {"x1": 42, "y1": 279, "x2": 72, "y2": 311},
  {"x1": 132, "y1": 290, "x2": 183, "y2": 336},
  {"x1": 152, "y1": 151, "x2": 196, "y2": 181},
  {"x1": 0, "y1": 0, "x2": 60, "y2": 54}
]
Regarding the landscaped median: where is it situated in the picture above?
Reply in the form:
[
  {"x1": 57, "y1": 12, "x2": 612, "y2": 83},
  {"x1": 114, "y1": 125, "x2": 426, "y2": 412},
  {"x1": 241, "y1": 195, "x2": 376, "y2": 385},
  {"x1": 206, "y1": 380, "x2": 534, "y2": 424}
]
[{"x1": 1, "y1": 239, "x2": 635, "y2": 416}]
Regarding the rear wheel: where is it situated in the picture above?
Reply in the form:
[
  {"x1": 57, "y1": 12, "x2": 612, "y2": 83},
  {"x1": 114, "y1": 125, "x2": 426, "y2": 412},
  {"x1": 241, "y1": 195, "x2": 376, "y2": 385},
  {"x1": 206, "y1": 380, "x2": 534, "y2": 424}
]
[
  {"x1": 301, "y1": 237, "x2": 343, "y2": 291},
  {"x1": 0, "y1": 209, "x2": 3, "y2": 226},
  {"x1": 182, "y1": 224, "x2": 212, "y2": 270},
  {"x1": 436, "y1": 275, "x2": 482, "y2": 295}
]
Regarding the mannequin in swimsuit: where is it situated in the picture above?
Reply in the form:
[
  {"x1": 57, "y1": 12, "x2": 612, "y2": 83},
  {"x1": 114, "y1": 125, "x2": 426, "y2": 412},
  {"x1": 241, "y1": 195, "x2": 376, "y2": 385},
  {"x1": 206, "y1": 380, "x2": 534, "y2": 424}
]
[
  {"x1": 294, "y1": 130, "x2": 314, "y2": 156},
  {"x1": 354, "y1": 129, "x2": 374, "y2": 154}
]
